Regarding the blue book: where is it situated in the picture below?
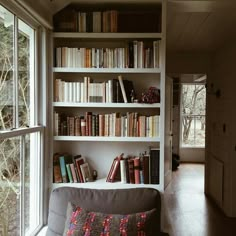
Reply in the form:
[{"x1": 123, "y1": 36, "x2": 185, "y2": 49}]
[{"x1": 59, "y1": 156, "x2": 68, "y2": 183}]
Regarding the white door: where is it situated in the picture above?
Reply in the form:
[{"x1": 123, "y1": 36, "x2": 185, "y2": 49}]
[{"x1": 164, "y1": 76, "x2": 173, "y2": 188}]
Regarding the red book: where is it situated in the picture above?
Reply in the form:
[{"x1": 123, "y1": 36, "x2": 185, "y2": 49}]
[
  {"x1": 80, "y1": 117, "x2": 86, "y2": 136},
  {"x1": 106, "y1": 158, "x2": 117, "y2": 182},
  {"x1": 75, "y1": 157, "x2": 85, "y2": 182},
  {"x1": 133, "y1": 157, "x2": 140, "y2": 184},
  {"x1": 106, "y1": 154, "x2": 124, "y2": 182},
  {"x1": 75, "y1": 116, "x2": 81, "y2": 136},
  {"x1": 128, "y1": 158, "x2": 135, "y2": 184}
]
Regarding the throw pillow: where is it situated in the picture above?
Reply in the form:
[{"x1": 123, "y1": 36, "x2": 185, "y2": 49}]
[{"x1": 63, "y1": 202, "x2": 157, "y2": 236}]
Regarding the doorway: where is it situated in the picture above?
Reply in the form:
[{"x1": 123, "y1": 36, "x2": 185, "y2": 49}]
[{"x1": 171, "y1": 74, "x2": 206, "y2": 163}]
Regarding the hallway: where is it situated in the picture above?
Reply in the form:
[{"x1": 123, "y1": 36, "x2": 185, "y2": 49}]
[{"x1": 162, "y1": 163, "x2": 236, "y2": 236}]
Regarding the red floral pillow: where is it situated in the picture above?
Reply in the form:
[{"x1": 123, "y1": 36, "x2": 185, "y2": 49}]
[{"x1": 63, "y1": 202, "x2": 157, "y2": 236}]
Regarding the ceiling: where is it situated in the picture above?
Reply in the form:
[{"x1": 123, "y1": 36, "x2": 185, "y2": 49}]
[{"x1": 38, "y1": 0, "x2": 236, "y2": 54}]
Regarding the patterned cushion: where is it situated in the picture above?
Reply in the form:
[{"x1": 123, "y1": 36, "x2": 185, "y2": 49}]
[{"x1": 63, "y1": 202, "x2": 157, "y2": 236}]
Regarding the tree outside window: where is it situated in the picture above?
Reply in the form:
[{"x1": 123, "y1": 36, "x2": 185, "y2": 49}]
[{"x1": 181, "y1": 84, "x2": 206, "y2": 147}]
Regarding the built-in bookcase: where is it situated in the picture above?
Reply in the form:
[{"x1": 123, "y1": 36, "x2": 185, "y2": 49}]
[{"x1": 51, "y1": 0, "x2": 166, "y2": 191}]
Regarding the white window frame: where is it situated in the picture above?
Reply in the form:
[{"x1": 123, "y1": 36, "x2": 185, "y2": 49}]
[
  {"x1": 180, "y1": 83, "x2": 206, "y2": 148},
  {"x1": 0, "y1": 1, "x2": 47, "y2": 235}
]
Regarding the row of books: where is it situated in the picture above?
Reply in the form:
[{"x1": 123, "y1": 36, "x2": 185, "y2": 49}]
[
  {"x1": 54, "y1": 40, "x2": 160, "y2": 68},
  {"x1": 54, "y1": 7, "x2": 161, "y2": 33},
  {"x1": 106, "y1": 148, "x2": 160, "y2": 184},
  {"x1": 54, "y1": 10, "x2": 118, "y2": 33},
  {"x1": 54, "y1": 76, "x2": 135, "y2": 103},
  {"x1": 53, "y1": 153, "x2": 92, "y2": 183},
  {"x1": 54, "y1": 112, "x2": 160, "y2": 138}
]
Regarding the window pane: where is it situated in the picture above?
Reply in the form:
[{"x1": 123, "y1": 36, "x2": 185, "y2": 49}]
[
  {"x1": 181, "y1": 84, "x2": 206, "y2": 147},
  {"x1": 0, "y1": 6, "x2": 14, "y2": 130},
  {"x1": 182, "y1": 115, "x2": 205, "y2": 147},
  {"x1": 0, "y1": 137, "x2": 20, "y2": 235},
  {"x1": 24, "y1": 132, "x2": 41, "y2": 235},
  {"x1": 182, "y1": 84, "x2": 206, "y2": 115},
  {"x1": 18, "y1": 19, "x2": 35, "y2": 127}
]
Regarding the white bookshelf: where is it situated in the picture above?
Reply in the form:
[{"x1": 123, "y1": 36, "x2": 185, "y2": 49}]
[
  {"x1": 53, "y1": 32, "x2": 162, "y2": 39},
  {"x1": 53, "y1": 102, "x2": 160, "y2": 108},
  {"x1": 52, "y1": 178, "x2": 161, "y2": 190},
  {"x1": 53, "y1": 67, "x2": 161, "y2": 74},
  {"x1": 54, "y1": 136, "x2": 160, "y2": 142},
  {"x1": 51, "y1": 0, "x2": 166, "y2": 191}
]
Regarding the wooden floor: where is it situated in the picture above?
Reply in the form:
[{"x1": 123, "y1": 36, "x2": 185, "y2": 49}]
[{"x1": 162, "y1": 163, "x2": 236, "y2": 236}]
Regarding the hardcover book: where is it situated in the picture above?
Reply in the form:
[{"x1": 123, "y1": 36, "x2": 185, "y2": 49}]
[{"x1": 150, "y1": 148, "x2": 160, "y2": 184}]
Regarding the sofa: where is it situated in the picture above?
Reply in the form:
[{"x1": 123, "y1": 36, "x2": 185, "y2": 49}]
[{"x1": 46, "y1": 187, "x2": 166, "y2": 236}]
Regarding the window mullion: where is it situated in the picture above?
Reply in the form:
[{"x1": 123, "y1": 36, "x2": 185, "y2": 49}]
[
  {"x1": 13, "y1": 15, "x2": 19, "y2": 128},
  {"x1": 20, "y1": 135, "x2": 25, "y2": 236}
]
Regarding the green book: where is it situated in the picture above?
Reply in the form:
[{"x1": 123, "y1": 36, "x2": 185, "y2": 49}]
[{"x1": 66, "y1": 164, "x2": 73, "y2": 183}]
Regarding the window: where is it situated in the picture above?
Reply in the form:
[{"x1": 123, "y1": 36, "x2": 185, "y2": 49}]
[
  {"x1": 181, "y1": 84, "x2": 206, "y2": 147},
  {"x1": 0, "y1": 5, "x2": 44, "y2": 235}
]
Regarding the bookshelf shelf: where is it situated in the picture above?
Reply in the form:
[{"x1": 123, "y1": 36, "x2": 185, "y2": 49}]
[
  {"x1": 54, "y1": 136, "x2": 160, "y2": 142},
  {"x1": 53, "y1": 32, "x2": 162, "y2": 39},
  {"x1": 53, "y1": 68, "x2": 161, "y2": 74},
  {"x1": 52, "y1": 178, "x2": 161, "y2": 190},
  {"x1": 53, "y1": 102, "x2": 160, "y2": 108}
]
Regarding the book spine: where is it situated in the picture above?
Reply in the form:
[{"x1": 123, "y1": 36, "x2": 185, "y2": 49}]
[
  {"x1": 128, "y1": 159, "x2": 135, "y2": 184},
  {"x1": 70, "y1": 163, "x2": 78, "y2": 183},
  {"x1": 120, "y1": 159, "x2": 127, "y2": 183},
  {"x1": 66, "y1": 164, "x2": 73, "y2": 183},
  {"x1": 133, "y1": 157, "x2": 140, "y2": 184},
  {"x1": 59, "y1": 156, "x2": 68, "y2": 183},
  {"x1": 150, "y1": 148, "x2": 160, "y2": 184},
  {"x1": 53, "y1": 165, "x2": 62, "y2": 183}
]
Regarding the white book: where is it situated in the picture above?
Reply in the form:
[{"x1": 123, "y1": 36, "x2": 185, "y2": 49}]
[
  {"x1": 84, "y1": 77, "x2": 88, "y2": 103},
  {"x1": 105, "y1": 82, "x2": 109, "y2": 103},
  {"x1": 68, "y1": 82, "x2": 73, "y2": 102},
  {"x1": 77, "y1": 49, "x2": 81, "y2": 68},
  {"x1": 80, "y1": 82, "x2": 84, "y2": 102},
  {"x1": 96, "y1": 49, "x2": 100, "y2": 68},
  {"x1": 76, "y1": 82, "x2": 81, "y2": 103},
  {"x1": 118, "y1": 75, "x2": 127, "y2": 103},
  {"x1": 120, "y1": 160, "x2": 127, "y2": 183},
  {"x1": 108, "y1": 79, "x2": 113, "y2": 103},
  {"x1": 122, "y1": 48, "x2": 125, "y2": 68},
  {"x1": 72, "y1": 82, "x2": 77, "y2": 102},
  {"x1": 64, "y1": 82, "x2": 69, "y2": 102},
  {"x1": 92, "y1": 48, "x2": 96, "y2": 68}
]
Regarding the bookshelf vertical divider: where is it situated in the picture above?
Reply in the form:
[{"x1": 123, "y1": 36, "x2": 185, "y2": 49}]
[{"x1": 51, "y1": 0, "x2": 166, "y2": 191}]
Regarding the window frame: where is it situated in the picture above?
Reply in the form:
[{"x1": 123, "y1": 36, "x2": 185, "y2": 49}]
[
  {"x1": 0, "y1": 1, "x2": 47, "y2": 235},
  {"x1": 180, "y1": 82, "x2": 206, "y2": 148}
]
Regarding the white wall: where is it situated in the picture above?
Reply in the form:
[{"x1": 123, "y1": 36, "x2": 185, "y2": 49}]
[{"x1": 179, "y1": 148, "x2": 205, "y2": 162}]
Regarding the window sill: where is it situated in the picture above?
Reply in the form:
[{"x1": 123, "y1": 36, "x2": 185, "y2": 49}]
[{"x1": 36, "y1": 226, "x2": 47, "y2": 236}]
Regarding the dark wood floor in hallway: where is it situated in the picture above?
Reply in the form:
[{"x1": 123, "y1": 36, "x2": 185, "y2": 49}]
[{"x1": 162, "y1": 163, "x2": 236, "y2": 236}]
